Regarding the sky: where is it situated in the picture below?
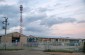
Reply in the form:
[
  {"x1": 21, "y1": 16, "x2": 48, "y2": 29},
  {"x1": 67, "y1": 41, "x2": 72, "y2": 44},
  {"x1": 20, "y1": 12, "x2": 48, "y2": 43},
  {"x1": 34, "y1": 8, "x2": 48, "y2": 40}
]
[{"x1": 0, "y1": 0, "x2": 85, "y2": 38}]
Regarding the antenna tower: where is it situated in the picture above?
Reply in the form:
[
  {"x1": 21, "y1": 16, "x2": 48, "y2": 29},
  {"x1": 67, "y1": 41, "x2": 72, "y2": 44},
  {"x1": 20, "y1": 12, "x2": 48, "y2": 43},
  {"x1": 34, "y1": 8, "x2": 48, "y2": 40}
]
[{"x1": 20, "y1": 5, "x2": 23, "y2": 35}]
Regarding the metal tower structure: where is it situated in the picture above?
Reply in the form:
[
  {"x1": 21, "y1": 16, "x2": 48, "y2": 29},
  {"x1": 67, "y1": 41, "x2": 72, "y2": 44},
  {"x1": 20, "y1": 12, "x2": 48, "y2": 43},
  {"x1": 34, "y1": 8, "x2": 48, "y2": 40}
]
[{"x1": 20, "y1": 5, "x2": 23, "y2": 35}]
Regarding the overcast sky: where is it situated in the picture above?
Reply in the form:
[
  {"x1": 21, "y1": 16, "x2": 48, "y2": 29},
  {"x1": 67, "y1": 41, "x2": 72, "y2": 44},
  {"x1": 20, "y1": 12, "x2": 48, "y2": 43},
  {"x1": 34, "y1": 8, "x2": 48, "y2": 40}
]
[{"x1": 0, "y1": 0, "x2": 85, "y2": 38}]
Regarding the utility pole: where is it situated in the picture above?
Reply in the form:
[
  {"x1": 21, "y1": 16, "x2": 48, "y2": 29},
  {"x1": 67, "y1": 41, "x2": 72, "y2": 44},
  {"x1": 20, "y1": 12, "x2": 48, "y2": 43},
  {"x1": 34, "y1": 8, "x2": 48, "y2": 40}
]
[
  {"x1": 2, "y1": 17, "x2": 9, "y2": 35},
  {"x1": 2, "y1": 17, "x2": 9, "y2": 50}
]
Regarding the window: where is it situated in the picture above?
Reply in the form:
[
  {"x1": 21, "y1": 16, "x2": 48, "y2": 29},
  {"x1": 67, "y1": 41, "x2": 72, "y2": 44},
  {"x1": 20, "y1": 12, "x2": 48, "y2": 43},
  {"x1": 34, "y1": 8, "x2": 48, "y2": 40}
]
[{"x1": 12, "y1": 37, "x2": 20, "y2": 43}]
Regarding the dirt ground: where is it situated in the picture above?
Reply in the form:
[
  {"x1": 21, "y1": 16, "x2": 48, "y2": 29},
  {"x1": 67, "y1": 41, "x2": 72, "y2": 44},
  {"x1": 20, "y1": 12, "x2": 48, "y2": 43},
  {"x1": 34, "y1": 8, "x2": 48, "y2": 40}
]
[
  {"x1": 46, "y1": 52, "x2": 85, "y2": 55},
  {"x1": 0, "y1": 50, "x2": 49, "y2": 55},
  {"x1": 0, "y1": 50, "x2": 85, "y2": 55}
]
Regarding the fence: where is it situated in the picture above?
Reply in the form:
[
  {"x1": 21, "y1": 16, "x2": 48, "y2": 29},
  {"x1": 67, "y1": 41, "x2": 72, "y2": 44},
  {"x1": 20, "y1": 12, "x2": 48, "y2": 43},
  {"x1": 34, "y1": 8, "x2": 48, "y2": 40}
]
[
  {"x1": 0, "y1": 42, "x2": 83, "y2": 51},
  {"x1": 37, "y1": 42, "x2": 83, "y2": 51}
]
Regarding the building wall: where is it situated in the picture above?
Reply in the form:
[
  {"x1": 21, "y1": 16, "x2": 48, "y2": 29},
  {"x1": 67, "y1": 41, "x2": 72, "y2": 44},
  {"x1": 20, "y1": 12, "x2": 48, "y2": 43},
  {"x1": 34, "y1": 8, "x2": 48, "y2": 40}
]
[
  {"x1": 1, "y1": 36, "x2": 27, "y2": 44},
  {"x1": 20, "y1": 37, "x2": 27, "y2": 44},
  {"x1": 1, "y1": 36, "x2": 12, "y2": 43}
]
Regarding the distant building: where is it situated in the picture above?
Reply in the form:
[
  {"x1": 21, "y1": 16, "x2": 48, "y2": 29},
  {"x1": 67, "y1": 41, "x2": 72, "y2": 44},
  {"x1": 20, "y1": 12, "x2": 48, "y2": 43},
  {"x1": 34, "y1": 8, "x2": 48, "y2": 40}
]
[
  {"x1": 39, "y1": 37, "x2": 84, "y2": 46},
  {"x1": 37, "y1": 37, "x2": 85, "y2": 51},
  {"x1": 27, "y1": 35, "x2": 38, "y2": 42},
  {"x1": 27, "y1": 35, "x2": 39, "y2": 47}
]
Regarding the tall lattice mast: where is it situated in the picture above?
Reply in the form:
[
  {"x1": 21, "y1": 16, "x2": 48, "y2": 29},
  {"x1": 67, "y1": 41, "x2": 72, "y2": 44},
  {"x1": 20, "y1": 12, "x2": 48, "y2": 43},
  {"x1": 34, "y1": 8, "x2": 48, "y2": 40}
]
[{"x1": 20, "y1": 5, "x2": 23, "y2": 35}]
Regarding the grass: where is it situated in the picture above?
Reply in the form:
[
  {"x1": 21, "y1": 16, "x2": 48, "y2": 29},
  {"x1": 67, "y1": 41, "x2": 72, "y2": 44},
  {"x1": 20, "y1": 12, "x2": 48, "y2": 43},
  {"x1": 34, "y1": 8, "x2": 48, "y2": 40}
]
[{"x1": 43, "y1": 49, "x2": 73, "y2": 53}]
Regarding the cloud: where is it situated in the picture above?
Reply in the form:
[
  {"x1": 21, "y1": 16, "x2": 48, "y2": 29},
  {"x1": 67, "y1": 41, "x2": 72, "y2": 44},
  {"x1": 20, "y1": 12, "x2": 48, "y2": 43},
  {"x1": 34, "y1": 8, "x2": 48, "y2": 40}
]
[
  {"x1": 23, "y1": 20, "x2": 51, "y2": 36},
  {"x1": 25, "y1": 26, "x2": 44, "y2": 33},
  {"x1": 0, "y1": 0, "x2": 18, "y2": 5},
  {"x1": 38, "y1": 7, "x2": 53, "y2": 13},
  {"x1": 82, "y1": 0, "x2": 85, "y2": 4},
  {"x1": 24, "y1": 8, "x2": 47, "y2": 23},
  {"x1": 0, "y1": 5, "x2": 20, "y2": 29},
  {"x1": 51, "y1": 23, "x2": 85, "y2": 38},
  {"x1": 25, "y1": 21, "x2": 49, "y2": 33},
  {"x1": 0, "y1": 0, "x2": 4, "y2": 2},
  {"x1": 24, "y1": 14, "x2": 47, "y2": 23},
  {"x1": 78, "y1": 20, "x2": 85, "y2": 23},
  {"x1": 40, "y1": 17, "x2": 76, "y2": 26},
  {"x1": 7, "y1": 26, "x2": 20, "y2": 33},
  {"x1": 0, "y1": 5, "x2": 19, "y2": 18}
]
